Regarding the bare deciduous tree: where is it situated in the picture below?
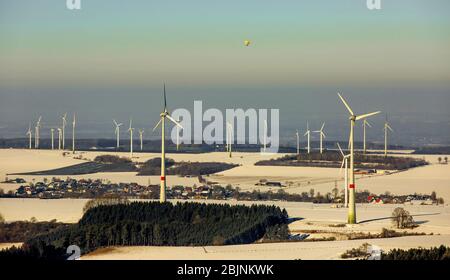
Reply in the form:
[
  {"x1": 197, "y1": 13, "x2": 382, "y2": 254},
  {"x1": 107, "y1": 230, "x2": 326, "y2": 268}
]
[{"x1": 392, "y1": 207, "x2": 415, "y2": 229}]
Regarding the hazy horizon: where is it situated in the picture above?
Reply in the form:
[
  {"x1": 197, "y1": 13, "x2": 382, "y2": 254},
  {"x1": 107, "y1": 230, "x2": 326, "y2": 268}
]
[{"x1": 1, "y1": 0, "x2": 449, "y2": 146}]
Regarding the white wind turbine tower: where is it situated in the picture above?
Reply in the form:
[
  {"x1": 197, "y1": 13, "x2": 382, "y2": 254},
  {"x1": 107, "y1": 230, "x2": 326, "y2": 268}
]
[
  {"x1": 337, "y1": 142, "x2": 350, "y2": 208},
  {"x1": 304, "y1": 121, "x2": 311, "y2": 154},
  {"x1": 51, "y1": 128, "x2": 55, "y2": 150},
  {"x1": 138, "y1": 129, "x2": 144, "y2": 151},
  {"x1": 72, "y1": 113, "x2": 76, "y2": 154},
  {"x1": 152, "y1": 84, "x2": 183, "y2": 203},
  {"x1": 263, "y1": 119, "x2": 267, "y2": 153},
  {"x1": 176, "y1": 117, "x2": 182, "y2": 151},
  {"x1": 295, "y1": 130, "x2": 300, "y2": 155},
  {"x1": 227, "y1": 122, "x2": 233, "y2": 158},
  {"x1": 34, "y1": 116, "x2": 42, "y2": 149},
  {"x1": 128, "y1": 118, "x2": 134, "y2": 158},
  {"x1": 26, "y1": 123, "x2": 32, "y2": 149},
  {"x1": 57, "y1": 128, "x2": 62, "y2": 150},
  {"x1": 113, "y1": 120, "x2": 123, "y2": 148},
  {"x1": 313, "y1": 123, "x2": 326, "y2": 154},
  {"x1": 337, "y1": 92, "x2": 380, "y2": 224},
  {"x1": 62, "y1": 113, "x2": 67, "y2": 150},
  {"x1": 363, "y1": 119, "x2": 372, "y2": 154},
  {"x1": 384, "y1": 115, "x2": 393, "y2": 157}
]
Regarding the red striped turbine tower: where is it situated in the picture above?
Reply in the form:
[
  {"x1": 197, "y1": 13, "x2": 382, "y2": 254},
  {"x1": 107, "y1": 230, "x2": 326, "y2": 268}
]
[
  {"x1": 153, "y1": 84, "x2": 183, "y2": 203},
  {"x1": 337, "y1": 93, "x2": 380, "y2": 224}
]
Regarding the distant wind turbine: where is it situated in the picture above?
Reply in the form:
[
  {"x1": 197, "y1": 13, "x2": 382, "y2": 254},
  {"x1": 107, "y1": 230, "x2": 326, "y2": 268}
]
[
  {"x1": 338, "y1": 92, "x2": 380, "y2": 224},
  {"x1": 152, "y1": 84, "x2": 183, "y2": 203},
  {"x1": 26, "y1": 123, "x2": 32, "y2": 149},
  {"x1": 139, "y1": 129, "x2": 144, "y2": 151},
  {"x1": 227, "y1": 122, "x2": 233, "y2": 158},
  {"x1": 113, "y1": 120, "x2": 123, "y2": 148},
  {"x1": 304, "y1": 121, "x2": 311, "y2": 154},
  {"x1": 263, "y1": 119, "x2": 267, "y2": 153},
  {"x1": 72, "y1": 113, "x2": 76, "y2": 154},
  {"x1": 51, "y1": 128, "x2": 55, "y2": 150},
  {"x1": 384, "y1": 115, "x2": 393, "y2": 157},
  {"x1": 62, "y1": 113, "x2": 67, "y2": 150},
  {"x1": 35, "y1": 116, "x2": 42, "y2": 149},
  {"x1": 128, "y1": 118, "x2": 134, "y2": 158},
  {"x1": 363, "y1": 119, "x2": 372, "y2": 154},
  {"x1": 295, "y1": 130, "x2": 300, "y2": 155},
  {"x1": 337, "y1": 142, "x2": 350, "y2": 208},
  {"x1": 57, "y1": 128, "x2": 62, "y2": 150},
  {"x1": 313, "y1": 123, "x2": 326, "y2": 154},
  {"x1": 176, "y1": 117, "x2": 182, "y2": 151}
]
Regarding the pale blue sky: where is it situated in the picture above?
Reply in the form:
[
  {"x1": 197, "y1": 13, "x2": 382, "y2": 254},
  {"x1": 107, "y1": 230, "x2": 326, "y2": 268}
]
[{"x1": 0, "y1": 0, "x2": 449, "y2": 145}]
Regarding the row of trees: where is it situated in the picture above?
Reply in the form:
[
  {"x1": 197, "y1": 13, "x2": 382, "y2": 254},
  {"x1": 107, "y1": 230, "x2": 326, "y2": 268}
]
[
  {"x1": 382, "y1": 245, "x2": 450, "y2": 260},
  {"x1": 137, "y1": 157, "x2": 238, "y2": 176},
  {"x1": 0, "y1": 220, "x2": 69, "y2": 243},
  {"x1": 256, "y1": 153, "x2": 428, "y2": 170}
]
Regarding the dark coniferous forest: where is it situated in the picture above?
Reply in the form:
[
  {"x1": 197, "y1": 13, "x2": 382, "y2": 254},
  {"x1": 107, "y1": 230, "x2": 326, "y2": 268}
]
[{"x1": 0, "y1": 201, "x2": 289, "y2": 259}]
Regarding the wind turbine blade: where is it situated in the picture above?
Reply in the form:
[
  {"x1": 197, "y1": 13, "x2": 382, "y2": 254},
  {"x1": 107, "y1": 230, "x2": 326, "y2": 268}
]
[
  {"x1": 365, "y1": 119, "x2": 372, "y2": 128},
  {"x1": 321, "y1": 122, "x2": 325, "y2": 131},
  {"x1": 166, "y1": 114, "x2": 183, "y2": 129},
  {"x1": 336, "y1": 142, "x2": 345, "y2": 157},
  {"x1": 153, "y1": 118, "x2": 162, "y2": 131},
  {"x1": 348, "y1": 128, "x2": 351, "y2": 150},
  {"x1": 386, "y1": 124, "x2": 393, "y2": 132},
  {"x1": 113, "y1": 120, "x2": 118, "y2": 126},
  {"x1": 355, "y1": 111, "x2": 381, "y2": 121},
  {"x1": 339, "y1": 158, "x2": 345, "y2": 174},
  {"x1": 337, "y1": 93, "x2": 354, "y2": 116},
  {"x1": 322, "y1": 131, "x2": 326, "y2": 138},
  {"x1": 118, "y1": 123, "x2": 123, "y2": 127},
  {"x1": 163, "y1": 83, "x2": 167, "y2": 111}
]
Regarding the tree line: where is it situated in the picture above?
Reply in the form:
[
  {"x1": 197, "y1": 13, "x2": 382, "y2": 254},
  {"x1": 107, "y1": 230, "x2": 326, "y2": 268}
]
[
  {"x1": 137, "y1": 157, "x2": 238, "y2": 176},
  {"x1": 0, "y1": 201, "x2": 289, "y2": 259},
  {"x1": 255, "y1": 152, "x2": 428, "y2": 170}
]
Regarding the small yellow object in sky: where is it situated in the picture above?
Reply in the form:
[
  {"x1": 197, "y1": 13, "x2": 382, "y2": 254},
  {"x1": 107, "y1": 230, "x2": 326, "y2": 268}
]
[{"x1": 244, "y1": 40, "x2": 251, "y2": 46}]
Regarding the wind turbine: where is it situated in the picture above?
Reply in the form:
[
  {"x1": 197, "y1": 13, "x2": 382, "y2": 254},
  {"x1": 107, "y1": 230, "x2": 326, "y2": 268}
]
[
  {"x1": 128, "y1": 118, "x2": 134, "y2": 158},
  {"x1": 139, "y1": 129, "x2": 144, "y2": 151},
  {"x1": 113, "y1": 120, "x2": 123, "y2": 148},
  {"x1": 337, "y1": 92, "x2": 380, "y2": 224},
  {"x1": 72, "y1": 113, "x2": 76, "y2": 154},
  {"x1": 57, "y1": 128, "x2": 62, "y2": 150},
  {"x1": 35, "y1": 116, "x2": 42, "y2": 149},
  {"x1": 176, "y1": 117, "x2": 182, "y2": 151},
  {"x1": 295, "y1": 130, "x2": 300, "y2": 155},
  {"x1": 26, "y1": 123, "x2": 32, "y2": 149},
  {"x1": 313, "y1": 123, "x2": 326, "y2": 154},
  {"x1": 51, "y1": 128, "x2": 55, "y2": 150},
  {"x1": 304, "y1": 121, "x2": 311, "y2": 154},
  {"x1": 363, "y1": 119, "x2": 372, "y2": 154},
  {"x1": 62, "y1": 113, "x2": 67, "y2": 150},
  {"x1": 227, "y1": 122, "x2": 233, "y2": 158},
  {"x1": 384, "y1": 115, "x2": 393, "y2": 157},
  {"x1": 152, "y1": 84, "x2": 183, "y2": 203},
  {"x1": 337, "y1": 142, "x2": 350, "y2": 208},
  {"x1": 263, "y1": 119, "x2": 267, "y2": 153}
]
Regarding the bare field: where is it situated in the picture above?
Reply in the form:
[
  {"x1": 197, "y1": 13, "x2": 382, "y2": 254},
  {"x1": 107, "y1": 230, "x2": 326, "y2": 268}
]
[
  {"x1": 1, "y1": 198, "x2": 449, "y2": 259},
  {"x1": 1, "y1": 149, "x2": 449, "y2": 202},
  {"x1": 82, "y1": 235, "x2": 450, "y2": 260},
  {"x1": 1, "y1": 149, "x2": 449, "y2": 259}
]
